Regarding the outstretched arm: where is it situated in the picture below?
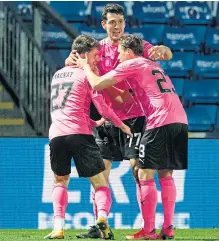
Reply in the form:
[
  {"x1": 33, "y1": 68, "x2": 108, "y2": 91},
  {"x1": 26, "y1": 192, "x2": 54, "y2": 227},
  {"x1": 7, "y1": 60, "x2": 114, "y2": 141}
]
[
  {"x1": 91, "y1": 90, "x2": 132, "y2": 136},
  {"x1": 84, "y1": 63, "x2": 117, "y2": 90},
  {"x1": 73, "y1": 53, "x2": 136, "y2": 91}
]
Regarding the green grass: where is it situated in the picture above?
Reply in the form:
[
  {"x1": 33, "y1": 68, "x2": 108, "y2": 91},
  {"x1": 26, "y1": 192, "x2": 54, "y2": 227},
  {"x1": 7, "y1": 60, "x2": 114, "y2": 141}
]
[{"x1": 0, "y1": 229, "x2": 218, "y2": 241}]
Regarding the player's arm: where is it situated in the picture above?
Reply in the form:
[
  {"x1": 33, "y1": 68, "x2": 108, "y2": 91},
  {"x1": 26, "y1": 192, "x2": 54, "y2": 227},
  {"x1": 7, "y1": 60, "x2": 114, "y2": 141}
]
[
  {"x1": 83, "y1": 64, "x2": 117, "y2": 90},
  {"x1": 91, "y1": 90, "x2": 132, "y2": 136},
  {"x1": 105, "y1": 86, "x2": 134, "y2": 104},
  {"x1": 91, "y1": 90, "x2": 122, "y2": 127},
  {"x1": 143, "y1": 41, "x2": 172, "y2": 60},
  {"x1": 90, "y1": 117, "x2": 105, "y2": 128},
  {"x1": 75, "y1": 52, "x2": 133, "y2": 90}
]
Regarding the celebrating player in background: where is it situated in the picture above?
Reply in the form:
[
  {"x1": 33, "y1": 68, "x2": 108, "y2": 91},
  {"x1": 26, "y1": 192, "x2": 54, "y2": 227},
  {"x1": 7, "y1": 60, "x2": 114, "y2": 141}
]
[
  {"x1": 74, "y1": 34, "x2": 188, "y2": 240},
  {"x1": 44, "y1": 35, "x2": 132, "y2": 240},
  {"x1": 66, "y1": 4, "x2": 173, "y2": 239}
]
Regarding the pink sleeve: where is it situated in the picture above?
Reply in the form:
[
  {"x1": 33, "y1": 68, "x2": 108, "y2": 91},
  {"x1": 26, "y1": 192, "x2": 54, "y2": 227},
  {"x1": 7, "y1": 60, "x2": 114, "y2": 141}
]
[
  {"x1": 143, "y1": 40, "x2": 153, "y2": 58},
  {"x1": 103, "y1": 61, "x2": 138, "y2": 83},
  {"x1": 91, "y1": 89, "x2": 122, "y2": 127}
]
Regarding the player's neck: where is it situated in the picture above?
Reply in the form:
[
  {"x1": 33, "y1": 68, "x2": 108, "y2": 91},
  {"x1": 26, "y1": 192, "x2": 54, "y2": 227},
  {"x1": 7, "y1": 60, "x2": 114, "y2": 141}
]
[
  {"x1": 106, "y1": 37, "x2": 119, "y2": 46},
  {"x1": 129, "y1": 55, "x2": 141, "y2": 60}
]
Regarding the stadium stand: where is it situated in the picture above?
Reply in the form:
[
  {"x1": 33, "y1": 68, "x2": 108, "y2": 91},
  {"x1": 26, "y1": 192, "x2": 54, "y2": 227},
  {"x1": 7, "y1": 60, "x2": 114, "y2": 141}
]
[
  {"x1": 163, "y1": 26, "x2": 206, "y2": 52},
  {"x1": 43, "y1": 25, "x2": 72, "y2": 49},
  {"x1": 215, "y1": 2, "x2": 219, "y2": 26},
  {"x1": 125, "y1": 24, "x2": 165, "y2": 45},
  {"x1": 157, "y1": 52, "x2": 195, "y2": 78},
  {"x1": 79, "y1": 26, "x2": 107, "y2": 41},
  {"x1": 14, "y1": 1, "x2": 32, "y2": 21},
  {"x1": 185, "y1": 105, "x2": 217, "y2": 131},
  {"x1": 193, "y1": 54, "x2": 219, "y2": 79},
  {"x1": 1, "y1": 1, "x2": 219, "y2": 137},
  {"x1": 171, "y1": 78, "x2": 184, "y2": 98},
  {"x1": 0, "y1": 81, "x2": 35, "y2": 136},
  {"x1": 131, "y1": 1, "x2": 171, "y2": 25},
  {"x1": 49, "y1": 1, "x2": 91, "y2": 23},
  {"x1": 205, "y1": 27, "x2": 219, "y2": 54},
  {"x1": 184, "y1": 80, "x2": 219, "y2": 104},
  {"x1": 174, "y1": 1, "x2": 212, "y2": 26}
]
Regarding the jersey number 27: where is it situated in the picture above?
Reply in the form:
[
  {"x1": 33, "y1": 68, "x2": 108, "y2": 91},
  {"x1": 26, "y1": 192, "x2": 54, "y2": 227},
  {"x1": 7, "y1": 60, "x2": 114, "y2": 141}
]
[{"x1": 51, "y1": 82, "x2": 73, "y2": 112}]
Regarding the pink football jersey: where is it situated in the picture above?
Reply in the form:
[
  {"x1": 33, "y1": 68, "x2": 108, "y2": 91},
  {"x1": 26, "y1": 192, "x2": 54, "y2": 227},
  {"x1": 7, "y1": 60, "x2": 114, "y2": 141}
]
[
  {"x1": 49, "y1": 66, "x2": 122, "y2": 140},
  {"x1": 97, "y1": 38, "x2": 153, "y2": 120},
  {"x1": 103, "y1": 57, "x2": 188, "y2": 130}
]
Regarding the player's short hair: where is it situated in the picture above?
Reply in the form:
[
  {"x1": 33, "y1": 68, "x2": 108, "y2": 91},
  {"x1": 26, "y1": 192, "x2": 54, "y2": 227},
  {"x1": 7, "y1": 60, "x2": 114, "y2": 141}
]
[
  {"x1": 119, "y1": 34, "x2": 144, "y2": 56},
  {"x1": 72, "y1": 35, "x2": 99, "y2": 54},
  {"x1": 102, "y1": 3, "x2": 125, "y2": 22}
]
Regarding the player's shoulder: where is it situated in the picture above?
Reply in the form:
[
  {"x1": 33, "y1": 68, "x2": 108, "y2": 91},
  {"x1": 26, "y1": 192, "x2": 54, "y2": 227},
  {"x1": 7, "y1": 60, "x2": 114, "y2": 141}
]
[
  {"x1": 54, "y1": 66, "x2": 75, "y2": 75},
  {"x1": 125, "y1": 57, "x2": 149, "y2": 67},
  {"x1": 99, "y1": 38, "x2": 108, "y2": 46},
  {"x1": 121, "y1": 58, "x2": 161, "y2": 73}
]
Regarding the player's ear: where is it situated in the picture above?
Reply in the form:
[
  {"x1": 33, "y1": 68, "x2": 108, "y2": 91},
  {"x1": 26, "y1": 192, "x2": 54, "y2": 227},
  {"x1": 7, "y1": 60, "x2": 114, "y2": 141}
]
[
  {"x1": 80, "y1": 53, "x2": 85, "y2": 59},
  {"x1": 101, "y1": 20, "x2": 106, "y2": 30},
  {"x1": 127, "y1": 48, "x2": 134, "y2": 57},
  {"x1": 127, "y1": 48, "x2": 132, "y2": 55}
]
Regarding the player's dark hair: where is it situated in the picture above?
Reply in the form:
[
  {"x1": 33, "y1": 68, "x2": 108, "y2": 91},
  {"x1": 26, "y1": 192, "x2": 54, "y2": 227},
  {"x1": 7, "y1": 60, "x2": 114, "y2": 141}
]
[
  {"x1": 119, "y1": 34, "x2": 144, "y2": 56},
  {"x1": 72, "y1": 35, "x2": 99, "y2": 54},
  {"x1": 102, "y1": 3, "x2": 125, "y2": 22}
]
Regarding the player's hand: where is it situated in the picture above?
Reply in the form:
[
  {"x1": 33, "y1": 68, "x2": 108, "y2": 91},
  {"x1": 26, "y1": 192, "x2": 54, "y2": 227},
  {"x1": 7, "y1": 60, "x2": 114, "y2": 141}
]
[
  {"x1": 119, "y1": 123, "x2": 133, "y2": 137},
  {"x1": 95, "y1": 117, "x2": 106, "y2": 127},
  {"x1": 148, "y1": 45, "x2": 167, "y2": 60},
  {"x1": 71, "y1": 52, "x2": 89, "y2": 68},
  {"x1": 65, "y1": 50, "x2": 77, "y2": 66}
]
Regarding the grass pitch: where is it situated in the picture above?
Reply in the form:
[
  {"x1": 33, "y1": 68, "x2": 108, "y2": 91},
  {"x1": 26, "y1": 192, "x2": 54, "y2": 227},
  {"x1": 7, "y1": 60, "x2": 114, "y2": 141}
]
[{"x1": 0, "y1": 229, "x2": 218, "y2": 241}]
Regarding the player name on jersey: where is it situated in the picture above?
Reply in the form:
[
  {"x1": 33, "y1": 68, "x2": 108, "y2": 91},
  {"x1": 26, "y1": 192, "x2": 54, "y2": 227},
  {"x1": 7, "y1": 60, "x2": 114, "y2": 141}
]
[{"x1": 53, "y1": 71, "x2": 74, "y2": 79}]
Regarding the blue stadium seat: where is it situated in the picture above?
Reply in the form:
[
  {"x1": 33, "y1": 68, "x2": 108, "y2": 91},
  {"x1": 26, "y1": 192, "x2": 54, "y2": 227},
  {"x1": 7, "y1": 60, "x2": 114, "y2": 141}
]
[
  {"x1": 124, "y1": 28, "x2": 145, "y2": 40},
  {"x1": 157, "y1": 52, "x2": 195, "y2": 78},
  {"x1": 71, "y1": 23, "x2": 85, "y2": 33},
  {"x1": 125, "y1": 24, "x2": 165, "y2": 45},
  {"x1": 45, "y1": 49, "x2": 70, "y2": 70},
  {"x1": 174, "y1": 1, "x2": 212, "y2": 26},
  {"x1": 43, "y1": 25, "x2": 72, "y2": 49},
  {"x1": 185, "y1": 105, "x2": 217, "y2": 131},
  {"x1": 193, "y1": 54, "x2": 219, "y2": 79},
  {"x1": 216, "y1": 107, "x2": 219, "y2": 128},
  {"x1": 205, "y1": 28, "x2": 219, "y2": 54},
  {"x1": 49, "y1": 1, "x2": 90, "y2": 22},
  {"x1": 171, "y1": 78, "x2": 184, "y2": 97},
  {"x1": 215, "y1": 4, "x2": 219, "y2": 26},
  {"x1": 59, "y1": 49, "x2": 71, "y2": 61},
  {"x1": 184, "y1": 80, "x2": 219, "y2": 104},
  {"x1": 163, "y1": 26, "x2": 206, "y2": 52},
  {"x1": 79, "y1": 26, "x2": 107, "y2": 41},
  {"x1": 131, "y1": 2, "x2": 170, "y2": 24}
]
